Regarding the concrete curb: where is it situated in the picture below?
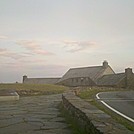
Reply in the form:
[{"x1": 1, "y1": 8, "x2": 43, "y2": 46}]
[{"x1": 0, "y1": 90, "x2": 19, "y2": 102}]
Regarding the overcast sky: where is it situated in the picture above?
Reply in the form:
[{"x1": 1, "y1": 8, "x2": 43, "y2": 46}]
[{"x1": 0, "y1": 0, "x2": 134, "y2": 83}]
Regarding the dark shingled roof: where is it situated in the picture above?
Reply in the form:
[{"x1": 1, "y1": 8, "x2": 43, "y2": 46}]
[
  {"x1": 24, "y1": 78, "x2": 61, "y2": 84},
  {"x1": 58, "y1": 66, "x2": 107, "y2": 82},
  {"x1": 97, "y1": 73, "x2": 125, "y2": 86}
]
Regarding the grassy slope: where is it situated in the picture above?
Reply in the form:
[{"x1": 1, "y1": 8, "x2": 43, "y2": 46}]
[{"x1": 0, "y1": 83, "x2": 69, "y2": 96}]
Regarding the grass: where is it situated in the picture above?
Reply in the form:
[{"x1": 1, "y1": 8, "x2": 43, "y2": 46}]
[
  {"x1": 0, "y1": 83, "x2": 69, "y2": 96},
  {"x1": 78, "y1": 87, "x2": 134, "y2": 131},
  {"x1": 78, "y1": 86, "x2": 125, "y2": 100}
]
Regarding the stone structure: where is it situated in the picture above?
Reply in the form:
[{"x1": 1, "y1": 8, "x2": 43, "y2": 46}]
[
  {"x1": 22, "y1": 61, "x2": 134, "y2": 89},
  {"x1": 23, "y1": 75, "x2": 60, "y2": 84},
  {"x1": 57, "y1": 61, "x2": 115, "y2": 87},
  {"x1": 62, "y1": 92, "x2": 133, "y2": 134},
  {"x1": 97, "y1": 68, "x2": 134, "y2": 88}
]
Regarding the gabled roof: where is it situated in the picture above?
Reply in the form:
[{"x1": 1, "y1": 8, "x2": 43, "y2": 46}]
[
  {"x1": 97, "y1": 73, "x2": 125, "y2": 86},
  {"x1": 24, "y1": 78, "x2": 61, "y2": 84},
  {"x1": 58, "y1": 65, "x2": 106, "y2": 83}
]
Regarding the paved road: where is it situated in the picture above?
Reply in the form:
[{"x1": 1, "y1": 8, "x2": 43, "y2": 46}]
[
  {"x1": 96, "y1": 91, "x2": 134, "y2": 122},
  {"x1": 0, "y1": 94, "x2": 72, "y2": 134}
]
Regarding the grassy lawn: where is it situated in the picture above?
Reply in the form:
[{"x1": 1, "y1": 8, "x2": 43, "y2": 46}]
[
  {"x1": 78, "y1": 86, "x2": 126, "y2": 100},
  {"x1": 78, "y1": 87, "x2": 134, "y2": 131},
  {"x1": 0, "y1": 83, "x2": 69, "y2": 96}
]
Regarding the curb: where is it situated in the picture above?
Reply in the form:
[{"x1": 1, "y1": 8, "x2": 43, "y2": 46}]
[{"x1": 0, "y1": 89, "x2": 19, "y2": 102}]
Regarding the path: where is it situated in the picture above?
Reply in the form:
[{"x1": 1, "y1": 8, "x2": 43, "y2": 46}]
[{"x1": 0, "y1": 94, "x2": 72, "y2": 134}]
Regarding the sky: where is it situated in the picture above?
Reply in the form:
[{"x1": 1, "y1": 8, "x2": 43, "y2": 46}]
[{"x1": 0, "y1": 0, "x2": 134, "y2": 83}]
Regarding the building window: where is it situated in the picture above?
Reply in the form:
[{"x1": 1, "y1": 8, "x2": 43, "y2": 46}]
[{"x1": 81, "y1": 78, "x2": 84, "y2": 82}]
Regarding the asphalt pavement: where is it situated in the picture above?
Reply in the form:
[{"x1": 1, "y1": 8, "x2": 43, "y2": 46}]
[{"x1": 96, "y1": 91, "x2": 134, "y2": 123}]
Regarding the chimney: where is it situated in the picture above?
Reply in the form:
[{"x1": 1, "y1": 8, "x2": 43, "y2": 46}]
[
  {"x1": 23, "y1": 75, "x2": 27, "y2": 83},
  {"x1": 125, "y1": 68, "x2": 133, "y2": 87},
  {"x1": 103, "y1": 60, "x2": 108, "y2": 68}
]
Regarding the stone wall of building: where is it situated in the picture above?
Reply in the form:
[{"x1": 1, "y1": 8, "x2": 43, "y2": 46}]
[
  {"x1": 125, "y1": 68, "x2": 134, "y2": 89},
  {"x1": 116, "y1": 78, "x2": 126, "y2": 88},
  {"x1": 95, "y1": 66, "x2": 115, "y2": 81},
  {"x1": 23, "y1": 75, "x2": 61, "y2": 85},
  {"x1": 127, "y1": 74, "x2": 134, "y2": 90},
  {"x1": 58, "y1": 77, "x2": 96, "y2": 87},
  {"x1": 62, "y1": 92, "x2": 133, "y2": 134}
]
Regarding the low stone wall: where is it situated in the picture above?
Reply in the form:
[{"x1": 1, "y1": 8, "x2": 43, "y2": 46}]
[{"x1": 62, "y1": 92, "x2": 133, "y2": 134}]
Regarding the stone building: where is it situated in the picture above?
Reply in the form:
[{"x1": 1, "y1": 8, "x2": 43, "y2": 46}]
[
  {"x1": 22, "y1": 61, "x2": 134, "y2": 89},
  {"x1": 97, "y1": 68, "x2": 134, "y2": 88},
  {"x1": 57, "y1": 61, "x2": 115, "y2": 87},
  {"x1": 23, "y1": 75, "x2": 61, "y2": 85}
]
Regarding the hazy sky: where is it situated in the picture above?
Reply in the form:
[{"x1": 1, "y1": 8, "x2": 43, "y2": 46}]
[{"x1": 0, "y1": 0, "x2": 134, "y2": 83}]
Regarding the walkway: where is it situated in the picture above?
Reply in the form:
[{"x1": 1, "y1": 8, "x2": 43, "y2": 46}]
[{"x1": 0, "y1": 94, "x2": 72, "y2": 134}]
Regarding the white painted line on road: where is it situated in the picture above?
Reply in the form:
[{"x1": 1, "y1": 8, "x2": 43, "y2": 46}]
[
  {"x1": 100, "y1": 100, "x2": 134, "y2": 123},
  {"x1": 96, "y1": 93, "x2": 134, "y2": 123},
  {"x1": 96, "y1": 92, "x2": 101, "y2": 99},
  {"x1": 96, "y1": 98, "x2": 134, "y2": 101}
]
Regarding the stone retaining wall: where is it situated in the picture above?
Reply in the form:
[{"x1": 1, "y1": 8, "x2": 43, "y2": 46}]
[{"x1": 62, "y1": 92, "x2": 133, "y2": 134}]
